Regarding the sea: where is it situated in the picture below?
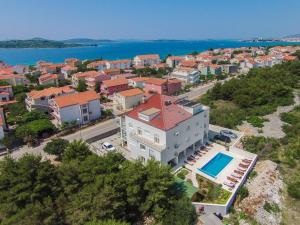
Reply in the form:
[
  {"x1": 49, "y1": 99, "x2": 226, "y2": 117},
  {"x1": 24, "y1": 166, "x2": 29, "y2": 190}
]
[{"x1": 0, "y1": 40, "x2": 299, "y2": 66}]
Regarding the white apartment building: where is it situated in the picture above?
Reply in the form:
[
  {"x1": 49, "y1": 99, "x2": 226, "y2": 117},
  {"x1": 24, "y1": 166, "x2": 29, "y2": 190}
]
[
  {"x1": 106, "y1": 59, "x2": 132, "y2": 70},
  {"x1": 171, "y1": 68, "x2": 200, "y2": 84},
  {"x1": 166, "y1": 56, "x2": 183, "y2": 68},
  {"x1": 114, "y1": 88, "x2": 144, "y2": 110},
  {"x1": 49, "y1": 91, "x2": 101, "y2": 126},
  {"x1": 25, "y1": 86, "x2": 75, "y2": 112},
  {"x1": 121, "y1": 95, "x2": 209, "y2": 166},
  {"x1": 133, "y1": 54, "x2": 161, "y2": 67}
]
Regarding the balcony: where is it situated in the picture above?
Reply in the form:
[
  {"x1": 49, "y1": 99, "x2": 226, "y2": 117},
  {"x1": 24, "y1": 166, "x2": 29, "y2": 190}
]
[{"x1": 129, "y1": 132, "x2": 166, "y2": 152}]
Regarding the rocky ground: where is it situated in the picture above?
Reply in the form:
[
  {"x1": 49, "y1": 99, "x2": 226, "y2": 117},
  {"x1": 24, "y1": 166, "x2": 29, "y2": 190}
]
[
  {"x1": 238, "y1": 92, "x2": 300, "y2": 138},
  {"x1": 238, "y1": 160, "x2": 284, "y2": 225}
]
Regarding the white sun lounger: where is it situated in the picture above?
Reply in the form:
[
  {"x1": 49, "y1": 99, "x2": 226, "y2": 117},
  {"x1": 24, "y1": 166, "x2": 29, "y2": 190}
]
[
  {"x1": 223, "y1": 181, "x2": 235, "y2": 188},
  {"x1": 231, "y1": 173, "x2": 242, "y2": 179}
]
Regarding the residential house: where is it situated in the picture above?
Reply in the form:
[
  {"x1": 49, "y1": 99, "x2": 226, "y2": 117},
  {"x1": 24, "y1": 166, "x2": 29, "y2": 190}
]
[
  {"x1": 101, "y1": 78, "x2": 129, "y2": 95},
  {"x1": 65, "y1": 58, "x2": 81, "y2": 67},
  {"x1": 114, "y1": 88, "x2": 144, "y2": 110},
  {"x1": 134, "y1": 54, "x2": 161, "y2": 66},
  {"x1": 171, "y1": 67, "x2": 200, "y2": 84},
  {"x1": 179, "y1": 60, "x2": 198, "y2": 69},
  {"x1": 221, "y1": 64, "x2": 239, "y2": 74},
  {"x1": 144, "y1": 78, "x2": 182, "y2": 95},
  {"x1": 128, "y1": 77, "x2": 150, "y2": 88},
  {"x1": 106, "y1": 59, "x2": 132, "y2": 70},
  {"x1": 49, "y1": 91, "x2": 101, "y2": 125},
  {"x1": 0, "y1": 85, "x2": 13, "y2": 98},
  {"x1": 166, "y1": 56, "x2": 184, "y2": 68},
  {"x1": 71, "y1": 71, "x2": 104, "y2": 88},
  {"x1": 0, "y1": 74, "x2": 29, "y2": 86},
  {"x1": 26, "y1": 86, "x2": 75, "y2": 112},
  {"x1": 38, "y1": 73, "x2": 58, "y2": 86},
  {"x1": 87, "y1": 60, "x2": 108, "y2": 71},
  {"x1": 209, "y1": 64, "x2": 222, "y2": 75},
  {"x1": 61, "y1": 65, "x2": 77, "y2": 79},
  {"x1": 120, "y1": 95, "x2": 209, "y2": 165}
]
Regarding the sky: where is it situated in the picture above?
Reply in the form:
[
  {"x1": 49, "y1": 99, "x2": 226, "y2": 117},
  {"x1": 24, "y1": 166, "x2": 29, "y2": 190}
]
[{"x1": 0, "y1": 0, "x2": 299, "y2": 40}]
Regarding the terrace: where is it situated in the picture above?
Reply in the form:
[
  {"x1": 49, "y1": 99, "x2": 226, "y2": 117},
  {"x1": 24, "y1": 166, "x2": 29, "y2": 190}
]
[{"x1": 174, "y1": 129, "x2": 257, "y2": 215}]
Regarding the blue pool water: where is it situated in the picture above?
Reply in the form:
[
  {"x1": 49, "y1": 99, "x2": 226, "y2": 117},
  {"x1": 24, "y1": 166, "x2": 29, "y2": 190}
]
[{"x1": 199, "y1": 153, "x2": 233, "y2": 178}]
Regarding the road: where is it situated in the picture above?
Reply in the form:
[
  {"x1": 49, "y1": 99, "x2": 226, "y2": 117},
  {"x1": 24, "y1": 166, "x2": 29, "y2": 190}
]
[{"x1": 2, "y1": 118, "x2": 119, "y2": 160}]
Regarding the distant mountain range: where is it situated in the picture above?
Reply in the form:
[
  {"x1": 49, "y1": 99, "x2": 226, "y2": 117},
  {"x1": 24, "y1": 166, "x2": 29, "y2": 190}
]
[
  {"x1": 62, "y1": 38, "x2": 115, "y2": 44},
  {"x1": 283, "y1": 34, "x2": 300, "y2": 39}
]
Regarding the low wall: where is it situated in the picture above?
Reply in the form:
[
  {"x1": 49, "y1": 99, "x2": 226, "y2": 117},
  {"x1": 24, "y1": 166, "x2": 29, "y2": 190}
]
[{"x1": 85, "y1": 128, "x2": 120, "y2": 143}]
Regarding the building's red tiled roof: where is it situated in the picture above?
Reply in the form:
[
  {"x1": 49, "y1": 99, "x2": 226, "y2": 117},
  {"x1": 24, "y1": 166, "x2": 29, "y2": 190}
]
[
  {"x1": 39, "y1": 73, "x2": 58, "y2": 83},
  {"x1": 135, "y1": 54, "x2": 160, "y2": 60},
  {"x1": 127, "y1": 94, "x2": 192, "y2": 130},
  {"x1": 72, "y1": 71, "x2": 101, "y2": 79},
  {"x1": 28, "y1": 86, "x2": 74, "y2": 99},
  {"x1": 108, "y1": 59, "x2": 131, "y2": 64},
  {"x1": 54, "y1": 90, "x2": 99, "y2": 108},
  {"x1": 102, "y1": 78, "x2": 128, "y2": 88},
  {"x1": 118, "y1": 88, "x2": 144, "y2": 97},
  {"x1": 167, "y1": 56, "x2": 183, "y2": 61},
  {"x1": 145, "y1": 78, "x2": 167, "y2": 86},
  {"x1": 129, "y1": 77, "x2": 150, "y2": 82}
]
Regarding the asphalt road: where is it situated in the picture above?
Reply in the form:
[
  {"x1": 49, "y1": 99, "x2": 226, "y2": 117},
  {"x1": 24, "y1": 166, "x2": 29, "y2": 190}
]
[{"x1": 2, "y1": 118, "x2": 119, "y2": 160}]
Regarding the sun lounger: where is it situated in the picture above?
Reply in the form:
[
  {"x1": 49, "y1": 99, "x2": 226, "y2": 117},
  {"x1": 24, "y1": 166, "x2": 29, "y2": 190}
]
[
  {"x1": 184, "y1": 160, "x2": 193, "y2": 166},
  {"x1": 223, "y1": 181, "x2": 235, "y2": 188},
  {"x1": 231, "y1": 173, "x2": 242, "y2": 179},
  {"x1": 242, "y1": 159, "x2": 252, "y2": 163},
  {"x1": 227, "y1": 176, "x2": 238, "y2": 183},
  {"x1": 239, "y1": 163, "x2": 249, "y2": 168},
  {"x1": 237, "y1": 167, "x2": 247, "y2": 172},
  {"x1": 234, "y1": 170, "x2": 244, "y2": 175}
]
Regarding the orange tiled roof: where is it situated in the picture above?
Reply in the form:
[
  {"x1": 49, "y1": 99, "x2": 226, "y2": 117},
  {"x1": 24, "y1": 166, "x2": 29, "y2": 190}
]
[
  {"x1": 102, "y1": 78, "x2": 128, "y2": 88},
  {"x1": 145, "y1": 78, "x2": 167, "y2": 86},
  {"x1": 28, "y1": 86, "x2": 74, "y2": 99},
  {"x1": 53, "y1": 90, "x2": 99, "y2": 108},
  {"x1": 73, "y1": 71, "x2": 100, "y2": 79},
  {"x1": 118, "y1": 88, "x2": 144, "y2": 97},
  {"x1": 39, "y1": 73, "x2": 58, "y2": 83},
  {"x1": 129, "y1": 77, "x2": 150, "y2": 82},
  {"x1": 136, "y1": 54, "x2": 160, "y2": 60}
]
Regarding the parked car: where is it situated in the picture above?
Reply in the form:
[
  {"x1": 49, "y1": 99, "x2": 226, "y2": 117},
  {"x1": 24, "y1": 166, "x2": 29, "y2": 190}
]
[
  {"x1": 220, "y1": 130, "x2": 238, "y2": 139},
  {"x1": 101, "y1": 142, "x2": 115, "y2": 151},
  {"x1": 215, "y1": 134, "x2": 231, "y2": 143}
]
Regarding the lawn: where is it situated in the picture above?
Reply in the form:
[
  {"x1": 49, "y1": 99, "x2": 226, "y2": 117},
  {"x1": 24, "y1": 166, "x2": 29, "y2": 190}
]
[{"x1": 174, "y1": 177, "x2": 198, "y2": 199}]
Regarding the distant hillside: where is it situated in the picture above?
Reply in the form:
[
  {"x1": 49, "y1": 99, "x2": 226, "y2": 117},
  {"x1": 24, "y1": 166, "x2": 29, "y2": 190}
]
[
  {"x1": 63, "y1": 38, "x2": 115, "y2": 45},
  {"x1": 0, "y1": 39, "x2": 84, "y2": 48},
  {"x1": 284, "y1": 34, "x2": 300, "y2": 38}
]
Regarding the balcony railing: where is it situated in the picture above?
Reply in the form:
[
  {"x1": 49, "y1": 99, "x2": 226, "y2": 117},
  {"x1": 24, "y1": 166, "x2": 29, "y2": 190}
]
[{"x1": 129, "y1": 132, "x2": 166, "y2": 152}]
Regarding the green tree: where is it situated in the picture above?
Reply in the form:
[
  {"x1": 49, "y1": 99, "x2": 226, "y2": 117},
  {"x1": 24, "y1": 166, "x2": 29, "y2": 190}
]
[
  {"x1": 44, "y1": 138, "x2": 69, "y2": 160},
  {"x1": 76, "y1": 79, "x2": 88, "y2": 92},
  {"x1": 95, "y1": 81, "x2": 101, "y2": 93},
  {"x1": 162, "y1": 197, "x2": 197, "y2": 225},
  {"x1": 63, "y1": 139, "x2": 92, "y2": 162},
  {"x1": 86, "y1": 220, "x2": 130, "y2": 225}
]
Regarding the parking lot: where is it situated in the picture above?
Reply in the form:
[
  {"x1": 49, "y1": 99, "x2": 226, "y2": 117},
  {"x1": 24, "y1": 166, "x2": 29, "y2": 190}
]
[{"x1": 89, "y1": 133, "x2": 132, "y2": 159}]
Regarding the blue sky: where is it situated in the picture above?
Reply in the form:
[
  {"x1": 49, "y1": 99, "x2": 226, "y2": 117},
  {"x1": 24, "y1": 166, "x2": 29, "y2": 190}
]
[{"x1": 0, "y1": 0, "x2": 299, "y2": 40}]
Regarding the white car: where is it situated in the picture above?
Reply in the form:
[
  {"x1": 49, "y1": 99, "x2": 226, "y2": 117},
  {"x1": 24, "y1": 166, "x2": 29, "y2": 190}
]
[{"x1": 101, "y1": 142, "x2": 115, "y2": 151}]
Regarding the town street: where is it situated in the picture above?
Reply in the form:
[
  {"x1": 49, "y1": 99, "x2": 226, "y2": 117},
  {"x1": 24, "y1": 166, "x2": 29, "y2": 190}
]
[
  {"x1": 1, "y1": 118, "x2": 119, "y2": 160},
  {"x1": 1, "y1": 81, "x2": 220, "y2": 160}
]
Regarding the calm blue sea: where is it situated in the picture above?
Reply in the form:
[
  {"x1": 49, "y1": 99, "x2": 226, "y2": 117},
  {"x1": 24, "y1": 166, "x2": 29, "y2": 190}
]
[{"x1": 0, "y1": 40, "x2": 299, "y2": 65}]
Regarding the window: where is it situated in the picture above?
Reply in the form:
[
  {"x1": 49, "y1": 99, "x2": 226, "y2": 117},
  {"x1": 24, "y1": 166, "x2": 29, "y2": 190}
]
[
  {"x1": 138, "y1": 128, "x2": 142, "y2": 135},
  {"x1": 40, "y1": 96, "x2": 46, "y2": 100},
  {"x1": 174, "y1": 131, "x2": 179, "y2": 136},
  {"x1": 140, "y1": 144, "x2": 146, "y2": 150},
  {"x1": 83, "y1": 116, "x2": 89, "y2": 121},
  {"x1": 82, "y1": 108, "x2": 88, "y2": 114},
  {"x1": 174, "y1": 143, "x2": 180, "y2": 149},
  {"x1": 186, "y1": 125, "x2": 191, "y2": 131},
  {"x1": 149, "y1": 149, "x2": 155, "y2": 158},
  {"x1": 204, "y1": 113, "x2": 207, "y2": 118},
  {"x1": 154, "y1": 134, "x2": 159, "y2": 143},
  {"x1": 196, "y1": 122, "x2": 199, "y2": 126},
  {"x1": 204, "y1": 124, "x2": 207, "y2": 128}
]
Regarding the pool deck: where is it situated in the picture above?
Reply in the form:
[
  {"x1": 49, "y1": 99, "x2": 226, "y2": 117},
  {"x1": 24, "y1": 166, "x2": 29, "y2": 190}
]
[{"x1": 184, "y1": 143, "x2": 257, "y2": 192}]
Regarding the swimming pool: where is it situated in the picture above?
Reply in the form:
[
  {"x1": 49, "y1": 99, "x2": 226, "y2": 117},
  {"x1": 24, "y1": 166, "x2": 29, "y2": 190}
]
[{"x1": 198, "y1": 153, "x2": 233, "y2": 178}]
